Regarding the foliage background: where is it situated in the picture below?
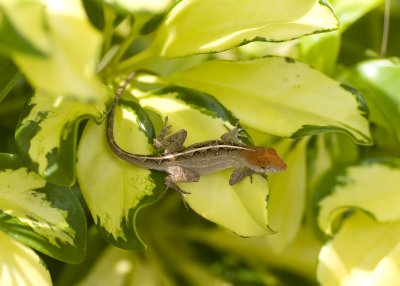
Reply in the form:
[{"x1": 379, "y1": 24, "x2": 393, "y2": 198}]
[{"x1": 1, "y1": 0, "x2": 400, "y2": 285}]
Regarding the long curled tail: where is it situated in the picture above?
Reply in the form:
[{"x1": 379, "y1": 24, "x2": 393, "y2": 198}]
[{"x1": 106, "y1": 70, "x2": 156, "y2": 157}]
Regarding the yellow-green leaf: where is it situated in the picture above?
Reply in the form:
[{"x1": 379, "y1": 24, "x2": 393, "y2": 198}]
[
  {"x1": 167, "y1": 57, "x2": 371, "y2": 145},
  {"x1": 318, "y1": 160, "x2": 400, "y2": 236},
  {"x1": 0, "y1": 1, "x2": 49, "y2": 56},
  {"x1": 184, "y1": 170, "x2": 273, "y2": 236},
  {"x1": 138, "y1": 86, "x2": 240, "y2": 145},
  {"x1": 139, "y1": 87, "x2": 274, "y2": 236},
  {"x1": 318, "y1": 212, "x2": 400, "y2": 286},
  {"x1": 77, "y1": 99, "x2": 164, "y2": 250},
  {"x1": 15, "y1": 89, "x2": 111, "y2": 186},
  {"x1": 266, "y1": 138, "x2": 308, "y2": 252},
  {"x1": 153, "y1": 0, "x2": 338, "y2": 57},
  {"x1": 3, "y1": 0, "x2": 105, "y2": 102},
  {"x1": 0, "y1": 231, "x2": 51, "y2": 286},
  {"x1": 0, "y1": 154, "x2": 86, "y2": 263}
]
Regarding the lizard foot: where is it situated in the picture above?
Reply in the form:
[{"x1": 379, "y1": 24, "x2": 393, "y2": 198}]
[
  {"x1": 221, "y1": 123, "x2": 246, "y2": 143},
  {"x1": 229, "y1": 167, "x2": 256, "y2": 185}
]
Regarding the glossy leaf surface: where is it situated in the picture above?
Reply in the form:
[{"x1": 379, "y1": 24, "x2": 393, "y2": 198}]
[
  {"x1": 154, "y1": 0, "x2": 338, "y2": 57},
  {"x1": 168, "y1": 57, "x2": 371, "y2": 144}
]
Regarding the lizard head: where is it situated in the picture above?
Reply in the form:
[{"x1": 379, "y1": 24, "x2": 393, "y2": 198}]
[{"x1": 243, "y1": 147, "x2": 287, "y2": 173}]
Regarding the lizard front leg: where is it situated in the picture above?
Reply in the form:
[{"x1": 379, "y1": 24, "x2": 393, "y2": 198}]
[
  {"x1": 229, "y1": 166, "x2": 256, "y2": 185},
  {"x1": 164, "y1": 166, "x2": 200, "y2": 196},
  {"x1": 153, "y1": 116, "x2": 187, "y2": 154},
  {"x1": 221, "y1": 124, "x2": 246, "y2": 143}
]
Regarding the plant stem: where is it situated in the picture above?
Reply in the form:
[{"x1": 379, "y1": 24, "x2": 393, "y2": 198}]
[
  {"x1": 102, "y1": 5, "x2": 116, "y2": 54},
  {"x1": 110, "y1": 18, "x2": 141, "y2": 67},
  {"x1": 114, "y1": 48, "x2": 155, "y2": 75},
  {"x1": 380, "y1": 0, "x2": 391, "y2": 57}
]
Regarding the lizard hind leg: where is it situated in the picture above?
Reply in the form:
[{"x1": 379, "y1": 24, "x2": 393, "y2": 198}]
[
  {"x1": 164, "y1": 166, "x2": 200, "y2": 198},
  {"x1": 164, "y1": 168, "x2": 200, "y2": 209},
  {"x1": 153, "y1": 116, "x2": 187, "y2": 153}
]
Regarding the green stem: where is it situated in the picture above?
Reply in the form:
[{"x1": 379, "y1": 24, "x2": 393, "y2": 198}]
[
  {"x1": 380, "y1": 0, "x2": 391, "y2": 57},
  {"x1": 113, "y1": 48, "x2": 156, "y2": 75},
  {"x1": 110, "y1": 18, "x2": 142, "y2": 68},
  {"x1": 102, "y1": 5, "x2": 116, "y2": 54}
]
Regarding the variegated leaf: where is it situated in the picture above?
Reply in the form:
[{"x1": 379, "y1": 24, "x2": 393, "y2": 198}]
[
  {"x1": 318, "y1": 159, "x2": 400, "y2": 236},
  {"x1": 15, "y1": 89, "x2": 111, "y2": 186},
  {"x1": 167, "y1": 57, "x2": 371, "y2": 145},
  {"x1": 0, "y1": 153, "x2": 86, "y2": 263},
  {"x1": 318, "y1": 212, "x2": 400, "y2": 285},
  {"x1": 153, "y1": 0, "x2": 338, "y2": 57},
  {"x1": 77, "y1": 98, "x2": 165, "y2": 250}
]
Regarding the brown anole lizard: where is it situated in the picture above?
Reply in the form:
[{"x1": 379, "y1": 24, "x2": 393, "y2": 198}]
[{"x1": 106, "y1": 71, "x2": 287, "y2": 196}]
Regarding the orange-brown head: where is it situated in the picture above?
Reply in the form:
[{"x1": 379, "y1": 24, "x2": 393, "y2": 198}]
[{"x1": 243, "y1": 147, "x2": 287, "y2": 173}]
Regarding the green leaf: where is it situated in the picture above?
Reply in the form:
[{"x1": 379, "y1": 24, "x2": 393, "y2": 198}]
[
  {"x1": 77, "y1": 99, "x2": 165, "y2": 250},
  {"x1": 318, "y1": 212, "x2": 400, "y2": 285},
  {"x1": 350, "y1": 59, "x2": 400, "y2": 152},
  {"x1": 266, "y1": 138, "x2": 308, "y2": 252},
  {"x1": 299, "y1": 0, "x2": 384, "y2": 74},
  {"x1": 0, "y1": 231, "x2": 52, "y2": 286},
  {"x1": 141, "y1": 86, "x2": 241, "y2": 135},
  {"x1": 101, "y1": 0, "x2": 173, "y2": 14},
  {"x1": 0, "y1": 57, "x2": 21, "y2": 103},
  {"x1": 139, "y1": 87, "x2": 274, "y2": 236},
  {"x1": 306, "y1": 133, "x2": 359, "y2": 239},
  {"x1": 15, "y1": 89, "x2": 111, "y2": 186},
  {"x1": 0, "y1": 1, "x2": 48, "y2": 56},
  {"x1": 189, "y1": 226, "x2": 322, "y2": 282},
  {"x1": 167, "y1": 57, "x2": 371, "y2": 145},
  {"x1": 82, "y1": 0, "x2": 105, "y2": 31},
  {"x1": 317, "y1": 159, "x2": 400, "y2": 236},
  {"x1": 56, "y1": 227, "x2": 108, "y2": 286},
  {"x1": 0, "y1": 154, "x2": 87, "y2": 263},
  {"x1": 330, "y1": 0, "x2": 385, "y2": 31},
  {"x1": 4, "y1": 0, "x2": 105, "y2": 103},
  {"x1": 307, "y1": 133, "x2": 359, "y2": 196},
  {"x1": 153, "y1": 0, "x2": 338, "y2": 58},
  {"x1": 299, "y1": 31, "x2": 341, "y2": 74}
]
